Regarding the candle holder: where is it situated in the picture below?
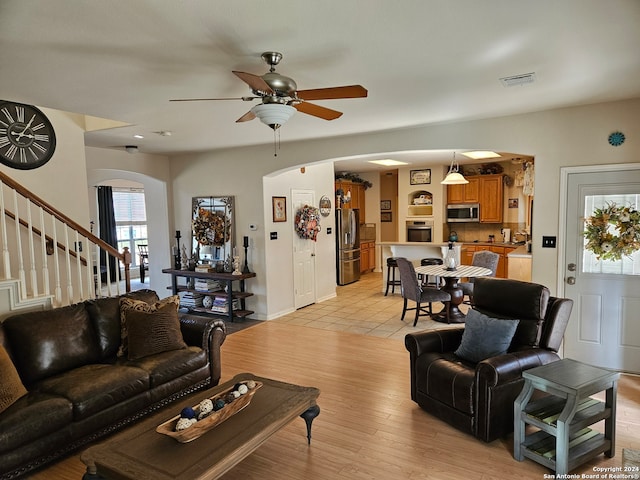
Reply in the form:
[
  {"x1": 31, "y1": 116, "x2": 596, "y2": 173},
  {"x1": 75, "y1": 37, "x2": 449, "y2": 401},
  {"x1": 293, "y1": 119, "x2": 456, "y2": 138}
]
[{"x1": 242, "y1": 243, "x2": 251, "y2": 274}]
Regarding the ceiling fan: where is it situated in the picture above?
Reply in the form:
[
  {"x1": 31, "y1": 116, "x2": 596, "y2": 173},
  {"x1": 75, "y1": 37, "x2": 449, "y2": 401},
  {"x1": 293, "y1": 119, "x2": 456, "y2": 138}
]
[{"x1": 170, "y1": 51, "x2": 368, "y2": 130}]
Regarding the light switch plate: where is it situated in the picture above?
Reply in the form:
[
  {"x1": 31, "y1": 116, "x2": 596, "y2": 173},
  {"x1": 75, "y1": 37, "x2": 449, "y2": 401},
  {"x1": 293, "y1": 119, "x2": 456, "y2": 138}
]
[{"x1": 542, "y1": 236, "x2": 556, "y2": 248}]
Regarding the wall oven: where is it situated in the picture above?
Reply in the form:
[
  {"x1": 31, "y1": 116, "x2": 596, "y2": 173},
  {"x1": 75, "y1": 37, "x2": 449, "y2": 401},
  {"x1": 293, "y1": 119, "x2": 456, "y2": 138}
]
[
  {"x1": 406, "y1": 220, "x2": 433, "y2": 243},
  {"x1": 446, "y1": 203, "x2": 480, "y2": 223}
]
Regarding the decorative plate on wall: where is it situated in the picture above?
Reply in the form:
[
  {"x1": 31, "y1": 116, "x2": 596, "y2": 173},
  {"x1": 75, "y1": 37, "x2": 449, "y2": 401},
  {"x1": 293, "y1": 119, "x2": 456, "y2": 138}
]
[
  {"x1": 319, "y1": 195, "x2": 331, "y2": 217},
  {"x1": 608, "y1": 131, "x2": 625, "y2": 147}
]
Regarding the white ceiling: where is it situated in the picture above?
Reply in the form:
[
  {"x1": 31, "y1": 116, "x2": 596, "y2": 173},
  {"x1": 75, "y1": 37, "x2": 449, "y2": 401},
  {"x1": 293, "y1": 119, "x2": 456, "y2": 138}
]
[{"x1": 1, "y1": 0, "x2": 639, "y2": 170}]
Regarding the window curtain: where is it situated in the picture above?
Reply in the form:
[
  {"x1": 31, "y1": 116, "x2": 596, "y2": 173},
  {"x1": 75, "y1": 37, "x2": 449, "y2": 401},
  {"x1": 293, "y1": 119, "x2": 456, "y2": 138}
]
[{"x1": 97, "y1": 186, "x2": 118, "y2": 282}]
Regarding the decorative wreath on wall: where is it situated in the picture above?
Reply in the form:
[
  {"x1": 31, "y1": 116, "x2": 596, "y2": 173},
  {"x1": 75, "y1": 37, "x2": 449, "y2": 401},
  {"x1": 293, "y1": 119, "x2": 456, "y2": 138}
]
[
  {"x1": 295, "y1": 205, "x2": 321, "y2": 241},
  {"x1": 192, "y1": 207, "x2": 231, "y2": 246},
  {"x1": 583, "y1": 203, "x2": 640, "y2": 261}
]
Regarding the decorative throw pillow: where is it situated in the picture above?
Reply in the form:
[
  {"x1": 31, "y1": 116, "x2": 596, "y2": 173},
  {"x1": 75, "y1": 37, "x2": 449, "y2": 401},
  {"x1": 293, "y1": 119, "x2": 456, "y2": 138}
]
[
  {"x1": 124, "y1": 302, "x2": 187, "y2": 360},
  {"x1": 0, "y1": 345, "x2": 28, "y2": 414},
  {"x1": 454, "y1": 309, "x2": 520, "y2": 363},
  {"x1": 118, "y1": 295, "x2": 180, "y2": 357}
]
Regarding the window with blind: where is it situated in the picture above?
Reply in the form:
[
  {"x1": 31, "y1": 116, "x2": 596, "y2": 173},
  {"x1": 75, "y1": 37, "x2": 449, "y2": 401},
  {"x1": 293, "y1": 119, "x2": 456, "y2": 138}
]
[{"x1": 113, "y1": 189, "x2": 147, "y2": 268}]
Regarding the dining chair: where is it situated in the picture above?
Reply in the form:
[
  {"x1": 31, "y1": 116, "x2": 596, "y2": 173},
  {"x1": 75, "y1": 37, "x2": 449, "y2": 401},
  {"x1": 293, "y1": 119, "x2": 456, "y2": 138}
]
[
  {"x1": 138, "y1": 244, "x2": 149, "y2": 283},
  {"x1": 459, "y1": 250, "x2": 499, "y2": 304},
  {"x1": 396, "y1": 257, "x2": 451, "y2": 326}
]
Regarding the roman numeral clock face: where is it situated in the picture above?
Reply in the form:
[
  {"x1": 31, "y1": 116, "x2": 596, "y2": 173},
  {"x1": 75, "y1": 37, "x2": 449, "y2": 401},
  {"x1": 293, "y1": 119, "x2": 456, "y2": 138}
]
[{"x1": 0, "y1": 101, "x2": 56, "y2": 170}]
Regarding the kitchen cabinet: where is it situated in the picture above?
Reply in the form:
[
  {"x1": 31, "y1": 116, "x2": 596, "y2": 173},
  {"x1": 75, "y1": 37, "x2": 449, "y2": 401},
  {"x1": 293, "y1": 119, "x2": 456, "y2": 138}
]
[
  {"x1": 478, "y1": 175, "x2": 504, "y2": 223},
  {"x1": 447, "y1": 177, "x2": 479, "y2": 204},
  {"x1": 460, "y1": 244, "x2": 516, "y2": 278},
  {"x1": 447, "y1": 174, "x2": 503, "y2": 223},
  {"x1": 335, "y1": 181, "x2": 366, "y2": 224},
  {"x1": 360, "y1": 241, "x2": 376, "y2": 273}
]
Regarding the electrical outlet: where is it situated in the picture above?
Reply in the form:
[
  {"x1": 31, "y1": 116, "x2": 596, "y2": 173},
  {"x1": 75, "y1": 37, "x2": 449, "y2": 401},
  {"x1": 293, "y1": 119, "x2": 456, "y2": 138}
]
[{"x1": 542, "y1": 236, "x2": 556, "y2": 248}]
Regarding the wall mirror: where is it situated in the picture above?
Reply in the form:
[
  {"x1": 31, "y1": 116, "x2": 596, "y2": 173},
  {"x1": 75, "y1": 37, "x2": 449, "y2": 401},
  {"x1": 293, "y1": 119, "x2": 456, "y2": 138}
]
[{"x1": 191, "y1": 196, "x2": 235, "y2": 264}]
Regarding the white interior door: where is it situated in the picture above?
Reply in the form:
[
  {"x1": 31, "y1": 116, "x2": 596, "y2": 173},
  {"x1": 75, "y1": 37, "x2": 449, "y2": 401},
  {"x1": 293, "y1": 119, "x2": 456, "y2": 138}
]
[
  {"x1": 562, "y1": 166, "x2": 640, "y2": 373},
  {"x1": 292, "y1": 189, "x2": 316, "y2": 309}
]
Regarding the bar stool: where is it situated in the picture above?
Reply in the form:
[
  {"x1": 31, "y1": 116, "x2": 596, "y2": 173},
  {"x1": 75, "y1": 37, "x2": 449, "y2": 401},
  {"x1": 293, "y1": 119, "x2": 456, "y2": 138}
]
[
  {"x1": 385, "y1": 257, "x2": 402, "y2": 296},
  {"x1": 419, "y1": 257, "x2": 443, "y2": 288}
]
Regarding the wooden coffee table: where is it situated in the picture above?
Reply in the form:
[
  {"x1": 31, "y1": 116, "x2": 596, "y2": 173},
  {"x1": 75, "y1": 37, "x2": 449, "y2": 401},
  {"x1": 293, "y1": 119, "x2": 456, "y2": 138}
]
[{"x1": 81, "y1": 373, "x2": 320, "y2": 480}]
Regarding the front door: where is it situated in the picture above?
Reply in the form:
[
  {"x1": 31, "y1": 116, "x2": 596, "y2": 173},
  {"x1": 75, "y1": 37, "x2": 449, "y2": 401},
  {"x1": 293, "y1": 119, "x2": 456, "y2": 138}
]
[
  {"x1": 562, "y1": 165, "x2": 640, "y2": 372},
  {"x1": 291, "y1": 189, "x2": 316, "y2": 309}
]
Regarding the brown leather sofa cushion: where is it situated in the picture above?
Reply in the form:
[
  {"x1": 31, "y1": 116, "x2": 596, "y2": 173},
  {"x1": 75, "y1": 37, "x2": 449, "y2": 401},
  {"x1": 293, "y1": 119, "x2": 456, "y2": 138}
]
[
  {"x1": 0, "y1": 392, "x2": 73, "y2": 454},
  {"x1": 0, "y1": 346, "x2": 27, "y2": 414},
  {"x1": 86, "y1": 289, "x2": 160, "y2": 360},
  {"x1": 3, "y1": 304, "x2": 101, "y2": 386},
  {"x1": 37, "y1": 364, "x2": 149, "y2": 421}
]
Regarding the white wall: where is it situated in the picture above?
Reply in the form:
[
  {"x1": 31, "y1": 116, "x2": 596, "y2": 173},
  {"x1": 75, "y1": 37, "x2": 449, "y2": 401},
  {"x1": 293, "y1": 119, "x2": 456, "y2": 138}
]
[
  {"x1": 85, "y1": 147, "x2": 172, "y2": 295},
  {"x1": 1, "y1": 108, "x2": 91, "y2": 226},
  {"x1": 167, "y1": 98, "x2": 640, "y2": 300},
  {"x1": 263, "y1": 162, "x2": 337, "y2": 319},
  {"x1": 77, "y1": 97, "x2": 640, "y2": 315}
]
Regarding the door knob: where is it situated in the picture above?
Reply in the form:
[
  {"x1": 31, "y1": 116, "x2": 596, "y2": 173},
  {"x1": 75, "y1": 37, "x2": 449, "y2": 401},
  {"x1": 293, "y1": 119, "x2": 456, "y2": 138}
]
[{"x1": 566, "y1": 276, "x2": 576, "y2": 285}]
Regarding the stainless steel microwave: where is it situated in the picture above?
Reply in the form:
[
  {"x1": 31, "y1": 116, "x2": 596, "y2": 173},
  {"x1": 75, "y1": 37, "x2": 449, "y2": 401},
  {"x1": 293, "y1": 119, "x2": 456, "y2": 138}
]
[{"x1": 446, "y1": 203, "x2": 480, "y2": 223}]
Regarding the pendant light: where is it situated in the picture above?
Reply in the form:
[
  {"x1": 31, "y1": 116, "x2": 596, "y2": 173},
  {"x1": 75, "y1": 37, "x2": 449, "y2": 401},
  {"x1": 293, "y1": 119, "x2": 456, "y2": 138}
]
[{"x1": 441, "y1": 152, "x2": 469, "y2": 185}]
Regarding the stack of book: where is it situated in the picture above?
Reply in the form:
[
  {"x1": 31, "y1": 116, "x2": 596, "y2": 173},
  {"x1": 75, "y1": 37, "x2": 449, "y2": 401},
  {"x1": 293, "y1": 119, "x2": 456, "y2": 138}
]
[
  {"x1": 209, "y1": 296, "x2": 240, "y2": 314},
  {"x1": 194, "y1": 279, "x2": 221, "y2": 292},
  {"x1": 179, "y1": 291, "x2": 204, "y2": 308}
]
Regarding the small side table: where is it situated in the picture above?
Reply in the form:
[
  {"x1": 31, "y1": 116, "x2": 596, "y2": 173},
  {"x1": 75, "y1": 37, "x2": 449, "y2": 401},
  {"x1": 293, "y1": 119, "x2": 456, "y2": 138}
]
[{"x1": 514, "y1": 358, "x2": 619, "y2": 475}]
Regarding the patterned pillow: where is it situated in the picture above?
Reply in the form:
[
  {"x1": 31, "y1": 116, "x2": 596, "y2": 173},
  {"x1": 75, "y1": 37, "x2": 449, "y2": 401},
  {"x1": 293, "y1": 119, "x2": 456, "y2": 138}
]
[
  {"x1": 118, "y1": 295, "x2": 180, "y2": 357},
  {"x1": 124, "y1": 303, "x2": 187, "y2": 360},
  {"x1": 0, "y1": 345, "x2": 28, "y2": 414}
]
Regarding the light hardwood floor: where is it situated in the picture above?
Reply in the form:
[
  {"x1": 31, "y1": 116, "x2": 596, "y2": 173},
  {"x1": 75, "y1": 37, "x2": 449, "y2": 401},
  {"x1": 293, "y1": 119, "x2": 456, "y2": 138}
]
[{"x1": 30, "y1": 273, "x2": 640, "y2": 479}]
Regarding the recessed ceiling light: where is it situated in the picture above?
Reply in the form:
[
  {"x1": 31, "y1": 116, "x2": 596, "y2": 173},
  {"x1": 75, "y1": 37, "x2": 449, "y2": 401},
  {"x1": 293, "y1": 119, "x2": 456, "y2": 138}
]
[
  {"x1": 368, "y1": 159, "x2": 409, "y2": 166},
  {"x1": 461, "y1": 151, "x2": 502, "y2": 160},
  {"x1": 133, "y1": 134, "x2": 144, "y2": 139}
]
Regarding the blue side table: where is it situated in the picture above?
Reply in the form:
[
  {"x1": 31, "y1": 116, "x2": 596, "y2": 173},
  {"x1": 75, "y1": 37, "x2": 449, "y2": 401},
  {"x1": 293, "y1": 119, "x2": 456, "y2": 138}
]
[{"x1": 514, "y1": 358, "x2": 619, "y2": 475}]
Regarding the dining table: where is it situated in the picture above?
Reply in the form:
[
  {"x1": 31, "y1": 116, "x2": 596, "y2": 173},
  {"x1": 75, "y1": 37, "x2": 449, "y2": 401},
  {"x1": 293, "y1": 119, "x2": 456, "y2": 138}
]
[{"x1": 414, "y1": 264, "x2": 493, "y2": 323}]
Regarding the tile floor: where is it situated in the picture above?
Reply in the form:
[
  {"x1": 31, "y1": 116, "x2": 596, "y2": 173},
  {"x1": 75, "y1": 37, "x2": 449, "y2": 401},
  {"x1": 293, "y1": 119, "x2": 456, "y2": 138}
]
[{"x1": 275, "y1": 271, "x2": 465, "y2": 340}]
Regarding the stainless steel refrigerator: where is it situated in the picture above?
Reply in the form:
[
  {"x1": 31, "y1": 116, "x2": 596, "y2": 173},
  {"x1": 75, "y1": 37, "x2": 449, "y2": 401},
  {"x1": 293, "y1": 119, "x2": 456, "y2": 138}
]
[{"x1": 336, "y1": 208, "x2": 360, "y2": 285}]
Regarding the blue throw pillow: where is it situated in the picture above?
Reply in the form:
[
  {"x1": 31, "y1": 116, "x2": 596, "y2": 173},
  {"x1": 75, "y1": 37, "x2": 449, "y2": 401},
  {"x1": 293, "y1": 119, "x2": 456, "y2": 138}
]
[{"x1": 454, "y1": 309, "x2": 520, "y2": 363}]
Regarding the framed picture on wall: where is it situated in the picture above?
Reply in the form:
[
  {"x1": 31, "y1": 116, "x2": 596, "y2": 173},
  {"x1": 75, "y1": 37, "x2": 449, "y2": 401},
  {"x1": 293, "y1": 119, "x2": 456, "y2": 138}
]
[
  {"x1": 272, "y1": 196, "x2": 287, "y2": 222},
  {"x1": 410, "y1": 169, "x2": 431, "y2": 185},
  {"x1": 380, "y1": 212, "x2": 392, "y2": 222},
  {"x1": 380, "y1": 200, "x2": 391, "y2": 210}
]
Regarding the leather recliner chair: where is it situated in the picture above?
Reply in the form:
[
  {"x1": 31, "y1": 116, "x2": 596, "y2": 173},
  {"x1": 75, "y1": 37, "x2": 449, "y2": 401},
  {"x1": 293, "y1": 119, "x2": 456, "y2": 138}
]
[{"x1": 404, "y1": 277, "x2": 573, "y2": 442}]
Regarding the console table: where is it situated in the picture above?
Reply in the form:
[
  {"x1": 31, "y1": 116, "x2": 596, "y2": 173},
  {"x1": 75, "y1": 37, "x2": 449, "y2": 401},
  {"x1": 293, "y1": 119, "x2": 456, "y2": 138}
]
[
  {"x1": 514, "y1": 358, "x2": 619, "y2": 475},
  {"x1": 163, "y1": 268, "x2": 256, "y2": 322}
]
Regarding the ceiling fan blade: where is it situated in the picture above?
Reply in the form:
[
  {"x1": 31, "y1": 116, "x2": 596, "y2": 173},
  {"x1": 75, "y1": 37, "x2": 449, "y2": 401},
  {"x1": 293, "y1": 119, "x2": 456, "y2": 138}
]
[
  {"x1": 296, "y1": 85, "x2": 368, "y2": 101},
  {"x1": 170, "y1": 96, "x2": 257, "y2": 102},
  {"x1": 232, "y1": 71, "x2": 274, "y2": 95},
  {"x1": 294, "y1": 102, "x2": 343, "y2": 120},
  {"x1": 235, "y1": 111, "x2": 256, "y2": 123}
]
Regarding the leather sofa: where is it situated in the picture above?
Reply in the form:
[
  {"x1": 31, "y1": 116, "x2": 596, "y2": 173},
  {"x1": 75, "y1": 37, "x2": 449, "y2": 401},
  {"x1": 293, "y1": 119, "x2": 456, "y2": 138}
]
[
  {"x1": 405, "y1": 277, "x2": 573, "y2": 442},
  {"x1": 0, "y1": 290, "x2": 226, "y2": 479}
]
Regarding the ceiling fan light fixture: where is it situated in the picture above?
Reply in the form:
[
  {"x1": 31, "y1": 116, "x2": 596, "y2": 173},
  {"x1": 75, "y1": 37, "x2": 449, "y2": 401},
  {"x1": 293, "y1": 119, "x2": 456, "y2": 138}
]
[{"x1": 250, "y1": 104, "x2": 296, "y2": 130}]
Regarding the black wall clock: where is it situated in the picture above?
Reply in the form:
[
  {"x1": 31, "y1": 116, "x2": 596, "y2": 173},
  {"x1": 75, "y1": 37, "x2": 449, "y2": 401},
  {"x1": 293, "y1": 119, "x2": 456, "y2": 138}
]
[{"x1": 0, "y1": 100, "x2": 57, "y2": 170}]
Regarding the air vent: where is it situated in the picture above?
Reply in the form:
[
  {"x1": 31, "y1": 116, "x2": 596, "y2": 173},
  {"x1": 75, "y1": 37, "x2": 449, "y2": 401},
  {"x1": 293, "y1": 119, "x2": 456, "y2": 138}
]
[{"x1": 500, "y1": 72, "x2": 536, "y2": 87}]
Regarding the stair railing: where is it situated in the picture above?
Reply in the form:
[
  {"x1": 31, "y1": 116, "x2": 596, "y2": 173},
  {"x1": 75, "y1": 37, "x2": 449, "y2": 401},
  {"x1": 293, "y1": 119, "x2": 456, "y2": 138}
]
[{"x1": 0, "y1": 170, "x2": 130, "y2": 308}]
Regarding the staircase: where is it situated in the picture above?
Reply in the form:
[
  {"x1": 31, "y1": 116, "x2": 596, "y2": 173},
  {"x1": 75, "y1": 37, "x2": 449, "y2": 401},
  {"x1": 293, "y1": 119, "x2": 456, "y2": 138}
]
[{"x1": 0, "y1": 171, "x2": 131, "y2": 319}]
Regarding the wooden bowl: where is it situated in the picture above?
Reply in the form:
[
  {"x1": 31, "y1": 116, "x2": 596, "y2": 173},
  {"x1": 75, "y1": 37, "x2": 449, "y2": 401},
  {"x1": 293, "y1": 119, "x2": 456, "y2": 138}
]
[{"x1": 156, "y1": 381, "x2": 262, "y2": 443}]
